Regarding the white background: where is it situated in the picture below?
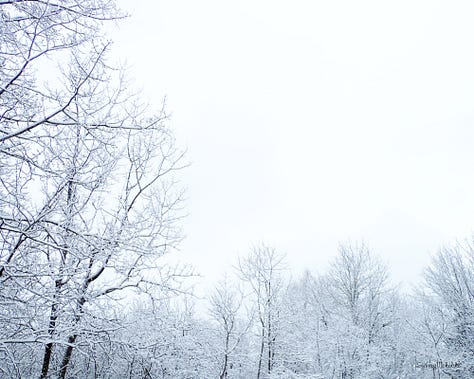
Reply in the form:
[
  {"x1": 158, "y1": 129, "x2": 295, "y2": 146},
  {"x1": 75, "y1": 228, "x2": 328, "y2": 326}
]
[{"x1": 111, "y1": 0, "x2": 474, "y2": 292}]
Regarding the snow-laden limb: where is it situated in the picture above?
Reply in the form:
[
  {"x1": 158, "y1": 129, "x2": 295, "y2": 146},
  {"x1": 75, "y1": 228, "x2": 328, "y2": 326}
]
[{"x1": 0, "y1": 1, "x2": 188, "y2": 378}]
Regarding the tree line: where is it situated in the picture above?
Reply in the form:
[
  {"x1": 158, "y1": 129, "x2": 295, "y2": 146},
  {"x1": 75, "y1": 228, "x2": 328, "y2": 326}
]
[{"x1": 99, "y1": 242, "x2": 470, "y2": 379}]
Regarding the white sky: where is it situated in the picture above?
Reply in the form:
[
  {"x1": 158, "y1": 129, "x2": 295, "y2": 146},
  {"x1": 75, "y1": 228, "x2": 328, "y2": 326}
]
[{"x1": 112, "y1": 0, "x2": 474, "y2": 291}]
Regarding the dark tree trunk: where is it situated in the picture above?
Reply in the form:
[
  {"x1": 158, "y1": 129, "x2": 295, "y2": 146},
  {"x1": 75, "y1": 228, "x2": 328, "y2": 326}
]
[
  {"x1": 256, "y1": 322, "x2": 265, "y2": 379},
  {"x1": 40, "y1": 280, "x2": 62, "y2": 379},
  {"x1": 59, "y1": 334, "x2": 78, "y2": 379}
]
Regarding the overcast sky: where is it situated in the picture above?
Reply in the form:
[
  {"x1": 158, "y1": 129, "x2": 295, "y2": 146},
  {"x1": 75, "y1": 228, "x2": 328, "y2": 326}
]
[{"x1": 112, "y1": 0, "x2": 474, "y2": 291}]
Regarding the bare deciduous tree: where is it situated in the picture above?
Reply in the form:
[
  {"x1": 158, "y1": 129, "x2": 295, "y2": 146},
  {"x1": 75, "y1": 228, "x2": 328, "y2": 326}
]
[
  {"x1": 209, "y1": 275, "x2": 251, "y2": 379},
  {"x1": 325, "y1": 242, "x2": 395, "y2": 379},
  {"x1": 238, "y1": 244, "x2": 286, "y2": 379},
  {"x1": 0, "y1": 2, "x2": 187, "y2": 378},
  {"x1": 422, "y1": 240, "x2": 474, "y2": 377}
]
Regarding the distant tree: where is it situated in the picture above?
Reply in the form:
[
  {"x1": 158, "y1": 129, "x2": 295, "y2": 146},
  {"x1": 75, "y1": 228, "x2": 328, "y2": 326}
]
[
  {"x1": 238, "y1": 244, "x2": 286, "y2": 379},
  {"x1": 109, "y1": 296, "x2": 217, "y2": 379},
  {"x1": 323, "y1": 242, "x2": 401, "y2": 379},
  {"x1": 420, "y1": 240, "x2": 474, "y2": 378},
  {"x1": 209, "y1": 275, "x2": 252, "y2": 379},
  {"x1": 407, "y1": 293, "x2": 451, "y2": 379},
  {"x1": 276, "y1": 271, "x2": 327, "y2": 378}
]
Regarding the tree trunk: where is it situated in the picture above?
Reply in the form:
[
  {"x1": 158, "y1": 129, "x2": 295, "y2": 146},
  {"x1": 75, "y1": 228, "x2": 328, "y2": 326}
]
[
  {"x1": 59, "y1": 334, "x2": 78, "y2": 379},
  {"x1": 267, "y1": 316, "x2": 272, "y2": 374},
  {"x1": 256, "y1": 323, "x2": 265, "y2": 379},
  {"x1": 58, "y1": 294, "x2": 87, "y2": 379},
  {"x1": 40, "y1": 279, "x2": 63, "y2": 379},
  {"x1": 40, "y1": 339, "x2": 54, "y2": 379},
  {"x1": 220, "y1": 333, "x2": 230, "y2": 379}
]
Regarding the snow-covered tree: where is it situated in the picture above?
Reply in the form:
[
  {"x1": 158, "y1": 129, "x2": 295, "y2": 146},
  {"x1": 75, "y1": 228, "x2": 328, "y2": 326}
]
[
  {"x1": 209, "y1": 276, "x2": 252, "y2": 379},
  {"x1": 238, "y1": 244, "x2": 286, "y2": 379},
  {"x1": 417, "y1": 240, "x2": 474, "y2": 378},
  {"x1": 0, "y1": 2, "x2": 186, "y2": 377}
]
